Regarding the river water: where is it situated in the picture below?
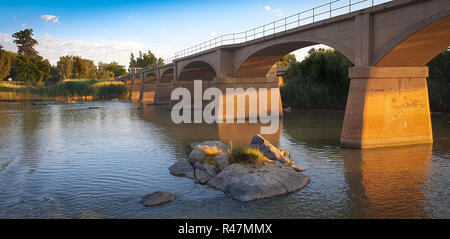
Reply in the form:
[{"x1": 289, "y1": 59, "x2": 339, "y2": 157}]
[{"x1": 0, "y1": 101, "x2": 448, "y2": 218}]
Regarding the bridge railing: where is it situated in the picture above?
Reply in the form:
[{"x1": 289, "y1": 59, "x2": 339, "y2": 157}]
[
  {"x1": 174, "y1": 0, "x2": 390, "y2": 59},
  {"x1": 127, "y1": 0, "x2": 389, "y2": 74}
]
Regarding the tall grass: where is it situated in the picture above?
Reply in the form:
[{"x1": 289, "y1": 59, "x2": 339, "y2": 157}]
[
  {"x1": 0, "y1": 80, "x2": 128, "y2": 101},
  {"x1": 229, "y1": 147, "x2": 269, "y2": 167}
]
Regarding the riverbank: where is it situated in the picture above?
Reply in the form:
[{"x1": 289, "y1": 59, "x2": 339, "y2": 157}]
[{"x1": 0, "y1": 80, "x2": 128, "y2": 101}]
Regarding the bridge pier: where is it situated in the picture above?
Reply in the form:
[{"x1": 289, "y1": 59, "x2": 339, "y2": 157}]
[{"x1": 340, "y1": 67, "x2": 433, "y2": 148}]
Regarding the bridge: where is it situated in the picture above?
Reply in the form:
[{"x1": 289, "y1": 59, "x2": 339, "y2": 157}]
[{"x1": 117, "y1": 0, "x2": 450, "y2": 149}]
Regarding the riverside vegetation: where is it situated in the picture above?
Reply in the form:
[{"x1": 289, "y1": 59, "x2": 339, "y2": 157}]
[{"x1": 280, "y1": 48, "x2": 450, "y2": 112}]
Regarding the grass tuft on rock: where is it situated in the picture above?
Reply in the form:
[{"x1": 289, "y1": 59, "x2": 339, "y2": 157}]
[{"x1": 229, "y1": 147, "x2": 269, "y2": 167}]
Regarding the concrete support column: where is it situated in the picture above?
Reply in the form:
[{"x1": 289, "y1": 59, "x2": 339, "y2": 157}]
[
  {"x1": 340, "y1": 67, "x2": 433, "y2": 148},
  {"x1": 138, "y1": 72, "x2": 145, "y2": 102}
]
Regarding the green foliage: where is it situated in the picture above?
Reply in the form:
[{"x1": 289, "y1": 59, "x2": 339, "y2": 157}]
[
  {"x1": 0, "y1": 50, "x2": 18, "y2": 80},
  {"x1": 97, "y1": 62, "x2": 114, "y2": 80},
  {"x1": 129, "y1": 50, "x2": 164, "y2": 70},
  {"x1": 12, "y1": 29, "x2": 39, "y2": 57},
  {"x1": 229, "y1": 147, "x2": 267, "y2": 167},
  {"x1": 0, "y1": 80, "x2": 128, "y2": 100},
  {"x1": 428, "y1": 50, "x2": 450, "y2": 111},
  {"x1": 10, "y1": 55, "x2": 51, "y2": 85},
  {"x1": 104, "y1": 61, "x2": 127, "y2": 77},
  {"x1": 277, "y1": 54, "x2": 297, "y2": 67},
  {"x1": 56, "y1": 55, "x2": 73, "y2": 80},
  {"x1": 280, "y1": 48, "x2": 353, "y2": 109}
]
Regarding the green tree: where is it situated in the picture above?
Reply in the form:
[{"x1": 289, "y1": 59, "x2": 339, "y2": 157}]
[
  {"x1": 12, "y1": 29, "x2": 39, "y2": 57},
  {"x1": 104, "y1": 61, "x2": 127, "y2": 77},
  {"x1": 277, "y1": 54, "x2": 297, "y2": 67},
  {"x1": 72, "y1": 56, "x2": 89, "y2": 78},
  {"x1": 56, "y1": 55, "x2": 74, "y2": 80},
  {"x1": 10, "y1": 56, "x2": 39, "y2": 84},
  {"x1": 281, "y1": 48, "x2": 353, "y2": 109},
  {"x1": 97, "y1": 62, "x2": 114, "y2": 80},
  {"x1": 428, "y1": 50, "x2": 450, "y2": 111},
  {"x1": 0, "y1": 50, "x2": 18, "y2": 80},
  {"x1": 129, "y1": 53, "x2": 136, "y2": 69}
]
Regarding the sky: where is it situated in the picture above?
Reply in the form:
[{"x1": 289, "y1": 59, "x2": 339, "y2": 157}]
[{"x1": 0, "y1": 0, "x2": 388, "y2": 67}]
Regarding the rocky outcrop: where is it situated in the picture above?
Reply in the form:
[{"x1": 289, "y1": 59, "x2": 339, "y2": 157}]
[
  {"x1": 169, "y1": 159, "x2": 195, "y2": 179},
  {"x1": 250, "y1": 134, "x2": 290, "y2": 164},
  {"x1": 168, "y1": 138, "x2": 309, "y2": 202},
  {"x1": 208, "y1": 162, "x2": 310, "y2": 201},
  {"x1": 141, "y1": 191, "x2": 176, "y2": 207}
]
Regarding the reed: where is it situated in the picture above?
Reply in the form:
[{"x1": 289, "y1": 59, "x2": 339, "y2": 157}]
[{"x1": 0, "y1": 80, "x2": 128, "y2": 101}]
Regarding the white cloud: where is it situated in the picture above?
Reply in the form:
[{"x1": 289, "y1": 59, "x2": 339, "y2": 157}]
[
  {"x1": 21, "y1": 23, "x2": 27, "y2": 28},
  {"x1": 161, "y1": 28, "x2": 167, "y2": 32},
  {"x1": 0, "y1": 32, "x2": 176, "y2": 67},
  {"x1": 209, "y1": 31, "x2": 216, "y2": 37},
  {"x1": 40, "y1": 15, "x2": 60, "y2": 24},
  {"x1": 264, "y1": 6, "x2": 283, "y2": 16}
]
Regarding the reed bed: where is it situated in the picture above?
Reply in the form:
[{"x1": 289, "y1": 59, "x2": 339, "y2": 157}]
[{"x1": 0, "y1": 80, "x2": 128, "y2": 101}]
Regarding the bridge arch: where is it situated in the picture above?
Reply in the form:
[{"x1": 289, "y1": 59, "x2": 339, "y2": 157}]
[
  {"x1": 376, "y1": 13, "x2": 450, "y2": 67},
  {"x1": 178, "y1": 61, "x2": 217, "y2": 81},
  {"x1": 233, "y1": 37, "x2": 354, "y2": 78},
  {"x1": 144, "y1": 72, "x2": 157, "y2": 83},
  {"x1": 160, "y1": 68, "x2": 174, "y2": 83}
]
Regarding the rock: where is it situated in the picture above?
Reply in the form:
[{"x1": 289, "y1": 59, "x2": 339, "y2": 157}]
[
  {"x1": 250, "y1": 134, "x2": 289, "y2": 164},
  {"x1": 141, "y1": 191, "x2": 176, "y2": 207},
  {"x1": 215, "y1": 153, "x2": 229, "y2": 171},
  {"x1": 169, "y1": 159, "x2": 195, "y2": 179},
  {"x1": 208, "y1": 162, "x2": 310, "y2": 202},
  {"x1": 190, "y1": 141, "x2": 229, "y2": 153},
  {"x1": 291, "y1": 165, "x2": 307, "y2": 172},
  {"x1": 187, "y1": 148, "x2": 207, "y2": 165},
  {"x1": 194, "y1": 162, "x2": 218, "y2": 184}
]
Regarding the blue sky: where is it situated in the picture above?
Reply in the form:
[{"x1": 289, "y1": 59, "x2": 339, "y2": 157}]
[{"x1": 0, "y1": 0, "x2": 389, "y2": 67}]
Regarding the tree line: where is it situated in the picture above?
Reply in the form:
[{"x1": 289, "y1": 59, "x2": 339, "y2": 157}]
[
  {"x1": 0, "y1": 29, "x2": 128, "y2": 85},
  {"x1": 129, "y1": 50, "x2": 164, "y2": 69},
  {"x1": 280, "y1": 48, "x2": 449, "y2": 111}
]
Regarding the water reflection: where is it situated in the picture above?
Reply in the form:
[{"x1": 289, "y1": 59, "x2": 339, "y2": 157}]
[
  {"x1": 0, "y1": 102, "x2": 448, "y2": 218},
  {"x1": 341, "y1": 144, "x2": 433, "y2": 218}
]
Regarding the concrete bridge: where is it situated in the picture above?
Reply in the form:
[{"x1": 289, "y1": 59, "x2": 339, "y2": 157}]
[{"x1": 117, "y1": 0, "x2": 450, "y2": 149}]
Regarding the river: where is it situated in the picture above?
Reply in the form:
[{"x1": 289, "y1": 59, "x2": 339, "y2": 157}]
[{"x1": 0, "y1": 101, "x2": 448, "y2": 218}]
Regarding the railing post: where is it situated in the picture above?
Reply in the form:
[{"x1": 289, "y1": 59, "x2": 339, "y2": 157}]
[
  {"x1": 284, "y1": 18, "x2": 287, "y2": 31},
  {"x1": 273, "y1": 22, "x2": 276, "y2": 34},
  {"x1": 313, "y1": 8, "x2": 315, "y2": 22},
  {"x1": 330, "y1": 2, "x2": 332, "y2": 18},
  {"x1": 349, "y1": 0, "x2": 352, "y2": 13},
  {"x1": 263, "y1": 25, "x2": 265, "y2": 37},
  {"x1": 297, "y1": 13, "x2": 300, "y2": 27}
]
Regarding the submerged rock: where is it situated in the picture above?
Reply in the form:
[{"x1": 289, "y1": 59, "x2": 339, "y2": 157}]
[
  {"x1": 141, "y1": 191, "x2": 176, "y2": 207},
  {"x1": 169, "y1": 159, "x2": 195, "y2": 179},
  {"x1": 250, "y1": 134, "x2": 289, "y2": 164},
  {"x1": 208, "y1": 162, "x2": 310, "y2": 202}
]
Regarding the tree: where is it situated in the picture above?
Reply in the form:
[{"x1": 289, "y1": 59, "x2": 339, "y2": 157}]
[
  {"x1": 277, "y1": 54, "x2": 297, "y2": 67},
  {"x1": 281, "y1": 49, "x2": 353, "y2": 108},
  {"x1": 104, "y1": 62, "x2": 127, "y2": 77},
  {"x1": 97, "y1": 62, "x2": 114, "y2": 80},
  {"x1": 12, "y1": 29, "x2": 39, "y2": 57},
  {"x1": 57, "y1": 55, "x2": 74, "y2": 80},
  {"x1": 129, "y1": 53, "x2": 136, "y2": 69},
  {"x1": 0, "y1": 50, "x2": 18, "y2": 80}
]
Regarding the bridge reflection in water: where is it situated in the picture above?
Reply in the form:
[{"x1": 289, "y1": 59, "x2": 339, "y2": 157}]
[{"x1": 136, "y1": 106, "x2": 440, "y2": 218}]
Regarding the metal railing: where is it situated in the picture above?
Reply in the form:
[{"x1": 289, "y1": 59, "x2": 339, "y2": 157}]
[
  {"x1": 173, "y1": 0, "x2": 388, "y2": 59},
  {"x1": 128, "y1": 0, "x2": 389, "y2": 75}
]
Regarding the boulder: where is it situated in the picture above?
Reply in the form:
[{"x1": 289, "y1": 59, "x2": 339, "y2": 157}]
[
  {"x1": 141, "y1": 191, "x2": 176, "y2": 207},
  {"x1": 215, "y1": 153, "x2": 229, "y2": 171},
  {"x1": 208, "y1": 162, "x2": 310, "y2": 202},
  {"x1": 250, "y1": 134, "x2": 289, "y2": 164},
  {"x1": 187, "y1": 148, "x2": 207, "y2": 165},
  {"x1": 194, "y1": 162, "x2": 218, "y2": 184},
  {"x1": 169, "y1": 159, "x2": 195, "y2": 179},
  {"x1": 190, "y1": 141, "x2": 229, "y2": 153}
]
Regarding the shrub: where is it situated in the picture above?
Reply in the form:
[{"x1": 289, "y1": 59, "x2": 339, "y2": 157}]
[{"x1": 229, "y1": 147, "x2": 268, "y2": 167}]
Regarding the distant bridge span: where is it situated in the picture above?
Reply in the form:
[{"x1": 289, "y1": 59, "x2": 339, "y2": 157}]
[{"x1": 117, "y1": 0, "x2": 450, "y2": 149}]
